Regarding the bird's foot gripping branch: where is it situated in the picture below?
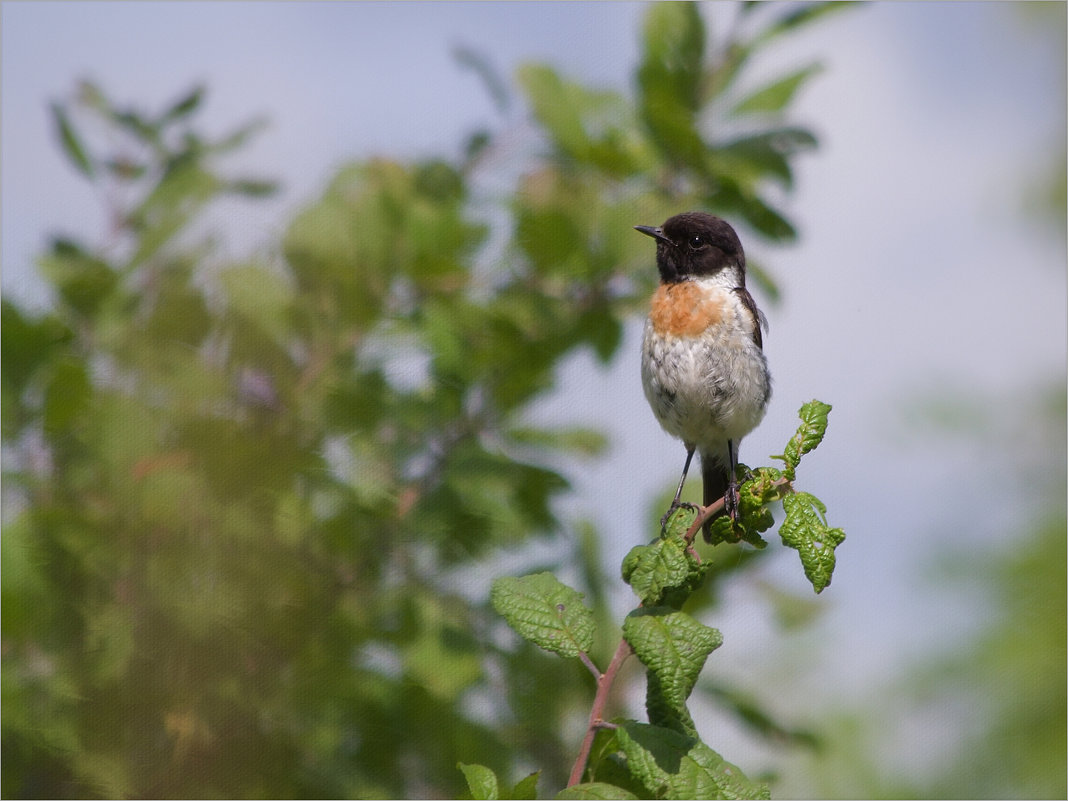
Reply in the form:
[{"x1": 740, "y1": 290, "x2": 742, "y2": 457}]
[{"x1": 470, "y1": 400, "x2": 844, "y2": 800}]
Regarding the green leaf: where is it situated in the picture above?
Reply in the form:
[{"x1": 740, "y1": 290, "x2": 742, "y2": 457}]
[
  {"x1": 224, "y1": 178, "x2": 279, "y2": 197},
  {"x1": 640, "y1": 2, "x2": 705, "y2": 110},
  {"x1": 712, "y1": 180, "x2": 798, "y2": 242},
  {"x1": 745, "y1": 258, "x2": 781, "y2": 304},
  {"x1": 515, "y1": 205, "x2": 585, "y2": 273},
  {"x1": 490, "y1": 573, "x2": 595, "y2": 658},
  {"x1": 454, "y1": 45, "x2": 511, "y2": 114},
  {"x1": 621, "y1": 532, "x2": 699, "y2": 607},
  {"x1": 662, "y1": 504, "x2": 696, "y2": 539},
  {"x1": 43, "y1": 358, "x2": 92, "y2": 433},
  {"x1": 402, "y1": 599, "x2": 483, "y2": 702},
  {"x1": 506, "y1": 425, "x2": 609, "y2": 458},
  {"x1": 753, "y1": 2, "x2": 851, "y2": 47},
  {"x1": 220, "y1": 264, "x2": 293, "y2": 344},
  {"x1": 509, "y1": 771, "x2": 540, "y2": 800},
  {"x1": 459, "y1": 763, "x2": 500, "y2": 800},
  {"x1": 637, "y1": 2, "x2": 708, "y2": 168},
  {"x1": 103, "y1": 157, "x2": 148, "y2": 181},
  {"x1": 51, "y1": 102, "x2": 93, "y2": 177},
  {"x1": 0, "y1": 301, "x2": 72, "y2": 398},
  {"x1": 161, "y1": 85, "x2": 204, "y2": 123},
  {"x1": 1, "y1": 515, "x2": 51, "y2": 639},
  {"x1": 617, "y1": 722, "x2": 770, "y2": 800},
  {"x1": 125, "y1": 163, "x2": 220, "y2": 269},
  {"x1": 775, "y1": 399, "x2": 832, "y2": 478},
  {"x1": 707, "y1": 465, "x2": 789, "y2": 547},
  {"x1": 112, "y1": 108, "x2": 159, "y2": 144},
  {"x1": 704, "y1": 3, "x2": 847, "y2": 105},
  {"x1": 711, "y1": 127, "x2": 818, "y2": 189},
  {"x1": 580, "y1": 306, "x2": 624, "y2": 363},
  {"x1": 77, "y1": 78, "x2": 110, "y2": 112},
  {"x1": 211, "y1": 116, "x2": 270, "y2": 154},
  {"x1": 702, "y1": 684, "x2": 821, "y2": 749},
  {"x1": 623, "y1": 609, "x2": 722, "y2": 734},
  {"x1": 517, "y1": 64, "x2": 590, "y2": 158},
  {"x1": 37, "y1": 237, "x2": 119, "y2": 317},
  {"x1": 779, "y1": 492, "x2": 845, "y2": 593},
  {"x1": 731, "y1": 63, "x2": 823, "y2": 115},
  {"x1": 556, "y1": 782, "x2": 639, "y2": 800}
]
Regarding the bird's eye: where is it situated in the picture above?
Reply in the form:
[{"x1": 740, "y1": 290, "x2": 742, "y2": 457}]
[{"x1": 688, "y1": 235, "x2": 705, "y2": 249}]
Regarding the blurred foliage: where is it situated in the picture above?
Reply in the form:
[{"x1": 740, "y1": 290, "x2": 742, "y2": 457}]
[
  {"x1": 2, "y1": 4, "x2": 845, "y2": 798},
  {"x1": 786, "y1": 386, "x2": 1067, "y2": 800},
  {"x1": 926, "y1": 512, "x2": 1066, "y2": 799},
  {"x1": 910, "y1": 387, "x2": 1066, "y2": 800}
]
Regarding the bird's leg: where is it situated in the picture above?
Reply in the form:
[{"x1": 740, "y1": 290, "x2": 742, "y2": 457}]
[
  {"x1": 672, "y1": 446, "x2": 695, "y2": 505},
  {"x1": 661, "y1": 446, "x2": 699, "y2": 529},
  {"x1": 724, "y1": 439, "x2": 739, "y2": 519}
]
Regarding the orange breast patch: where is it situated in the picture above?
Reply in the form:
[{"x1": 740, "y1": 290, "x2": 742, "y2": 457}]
[{"x1": 648, "y1": 282, "x2": 727, "y2": 338}]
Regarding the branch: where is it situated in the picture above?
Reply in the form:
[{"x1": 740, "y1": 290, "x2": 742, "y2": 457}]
[
  {"x1": 683, "y1": 497, "x2": 725, "y2": 543},
  {"x1": 578, "y1": 651, "x2": 600, "y2": 680},
  {"x1": 567, "y1": 638, "x2": 633, "y2": 787},
  {"x1": 682, "y1": 476, "x2": 794, "y2": 542}
]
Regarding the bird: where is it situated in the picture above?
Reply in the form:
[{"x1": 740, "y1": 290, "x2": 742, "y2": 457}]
[{"x1": 635, "y1": 212, "x2": 771, "y2": 541}]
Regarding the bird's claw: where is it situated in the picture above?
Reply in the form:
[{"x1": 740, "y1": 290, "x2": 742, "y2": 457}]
[
  {"x1": 660, "y1": 500, "x2": 700, "y2": 531},
  {"x1": 723, "y1": 488, "x2": 738, "y2": 520},
  {"x1": 724, "y1": 476, "x2": 741, "y2": 520}
]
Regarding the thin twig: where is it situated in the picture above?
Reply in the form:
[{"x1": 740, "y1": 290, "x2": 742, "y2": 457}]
[
  {"x1": 683, "y1": 497, "x2": 725, "y2": 543},
  {"x1": 567, "y1": 638, "x2": 633, "y2": 787},
  {"x1": 578, "y1": 651, "x2": 600, "y2": 680}
]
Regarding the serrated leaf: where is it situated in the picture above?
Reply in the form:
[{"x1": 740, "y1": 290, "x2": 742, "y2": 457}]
[
  {"x1": 557, "y1": 782, "x2": 639, "y2": 800},
  {"x1": 779, "y1": 492, "x2": 845, "y2": 593},
  {"x1": 459, "y1": 762, "x2": 499, "y2": 800},
  {"x1": 778, "y1": 399, "x2": 832, "y2": 478},
  {"x1": 52, "y1": 102, "x2": 93, "y2": 177},
  {"x1": 623, "y1": 608, "x2": 722, "y2": 714},
  {"x1": 491, "y1": 573, "x2": 595, "y2": 658},
  {"x1": 662, "y1": 504, "x2": 697, "y2": 539},
  {"x1": 617, "y1": 722, "x2": 770, "y2": 800},
  {"x1": 704, "y1": 467, "x2": 779, "y2": 548},
  {"x1": 731, "y1": 63, "x2": 823, "y2": 115},
  {"x1": 621, "y1": 535, "x2": 690, "y2": 606}
]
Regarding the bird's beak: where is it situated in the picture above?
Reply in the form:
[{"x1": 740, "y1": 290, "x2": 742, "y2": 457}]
[{"x1": 634, "y1": 225, "x2": 672, "y2": 245}]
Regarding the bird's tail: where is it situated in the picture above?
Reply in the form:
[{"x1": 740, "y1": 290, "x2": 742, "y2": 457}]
[{"x1": 701, "y1": 456, "x2": 729, "y2": 542}]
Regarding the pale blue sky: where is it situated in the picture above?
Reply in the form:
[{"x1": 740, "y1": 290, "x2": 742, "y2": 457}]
[{"x1": 3, "y1": 1, "x2": 1065, "y2": 791}]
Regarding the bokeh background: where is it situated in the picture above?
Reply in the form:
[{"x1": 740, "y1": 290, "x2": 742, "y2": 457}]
[{"x1": 3, "y1": 2, "x2": 1064, "y2": 798}]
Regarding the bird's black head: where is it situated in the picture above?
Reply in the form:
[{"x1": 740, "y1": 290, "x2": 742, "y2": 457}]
[{"x1": 634, "y1": 211, "x2": 745, "y2": 284}]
